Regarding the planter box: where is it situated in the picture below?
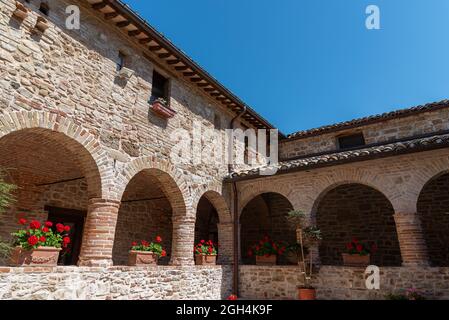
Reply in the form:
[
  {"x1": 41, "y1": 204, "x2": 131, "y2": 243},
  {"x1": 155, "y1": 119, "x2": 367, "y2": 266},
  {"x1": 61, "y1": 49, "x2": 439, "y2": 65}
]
[
  {"x1": 128, "y1": 251, "x2": 158, "y2": 266},
  {"x1": 10, "y1": 247, "x2": 61, "y2": 267},
  {"x1": 150, "y1": 101, "x2": 176, "y2": 119},
  {"x1": 342, "y1": 253, "x2": 370, "y2": 267},
  {"x1": 298, "y1": 287, "x2": 316, "y2": 300},
  {"x1": 256, "y1": 255, "x2": 277, "y2": 266},
  {"x1": 195, "y1": 255, "x2": 217, "y2": 266},
  {"x1": 13, "y1": 1, "x2": 29, "y2": 21},
  {"x1": 34, "y1": 16, "x2": 49, "y2": 33}
]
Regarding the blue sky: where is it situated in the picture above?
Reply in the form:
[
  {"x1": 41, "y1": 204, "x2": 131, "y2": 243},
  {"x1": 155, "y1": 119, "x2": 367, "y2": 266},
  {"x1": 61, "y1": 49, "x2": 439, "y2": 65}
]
[{"x1": 123, "y1": 0, "x2": 449, "y2": 134}]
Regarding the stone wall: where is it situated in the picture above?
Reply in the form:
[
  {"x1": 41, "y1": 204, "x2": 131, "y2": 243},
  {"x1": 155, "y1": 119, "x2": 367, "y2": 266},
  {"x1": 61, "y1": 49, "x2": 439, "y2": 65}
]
[
  {"x1": 0, "y1": 265, "x2": 233, "y2": 300},
  {"x1": 280, "y1": 106, "x2": 449, "y2": 160},
  {"x1": 239, "y1": 265, "x2": 449, "y2": 300}
]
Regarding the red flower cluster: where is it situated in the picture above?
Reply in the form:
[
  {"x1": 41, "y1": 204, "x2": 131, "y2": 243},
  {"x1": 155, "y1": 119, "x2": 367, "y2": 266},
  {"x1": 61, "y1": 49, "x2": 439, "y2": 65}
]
[
  {"x1": 227, "y1": 295, "x2": 238, "y2": 301},
  {"x1": 194, "y1": 240, "x2": 217, "y2": 256},
  {"x1": 13, "y1": 218, "x2": 71, "y2": 250},
  {"x1": 345, "y1": 238, "x2": 377, "y2": 256},
  {"x1": 130, "y1": 235, "x2": 166, "y2": 257},
  {"x1": 248, "y1": 235, "x2": 286, "y2": 257}
]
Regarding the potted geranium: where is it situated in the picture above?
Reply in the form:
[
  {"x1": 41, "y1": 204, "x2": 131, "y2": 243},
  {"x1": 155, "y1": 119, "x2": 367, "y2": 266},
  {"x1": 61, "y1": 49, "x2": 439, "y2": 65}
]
[
  {"x1": 194, "y1": 240, "x2": 218, "y2": 265},
  {"x1": 342, "y1": 238, "x2": 377, "y2": 267},
  {"x1": 287, "y1": 210, "x2": 322, "y2": 300},
  {"x1": 10, "y1": 219, "x2": 71, "y2": 266},
  {"x1": 247, "y1": 235, "x2": 286, "y2": 266},
  {"x1": 128, "y1": 235, "x2": 167, "y2": 266},
  {"x1": 150, "y1": 97, "x2": 176, "y2": 119}
]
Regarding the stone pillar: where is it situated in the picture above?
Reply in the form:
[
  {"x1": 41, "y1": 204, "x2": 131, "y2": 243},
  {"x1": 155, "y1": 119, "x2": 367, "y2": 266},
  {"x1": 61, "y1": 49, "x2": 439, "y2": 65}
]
[
  {"x1": 394, "y1": 212, "x2": 429, "y2": 266},
  {"x1": 170, "y1": 215, "x2": 195, "y2": 266},
  {"x1": 78, "y1": 198, "x2": 120, "y2": 267},
  {"x1": 217, "y1": 222, "x2": 233, "y2": 265}
]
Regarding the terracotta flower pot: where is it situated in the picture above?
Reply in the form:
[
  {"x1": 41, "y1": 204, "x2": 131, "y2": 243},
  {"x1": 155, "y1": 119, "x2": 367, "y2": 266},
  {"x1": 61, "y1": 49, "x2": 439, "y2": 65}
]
[
  {"x1": 256, "y1": 255, "x2": 277, "y2": 266},
  {"x1": 342, "y1": 253, "x2": 370, "y2": 267},
  {"x1": 195, "y1": 254, "x2": 217, "y2": 265},
  {"x1": 13, "y1": 1, "x2": 29, "y2": 21},
  {"x1": 10, "y1": 246, "x2": 61, "y2": 267},
  {"x1": 151, "y1": 101, "x2": 176, "y2": 119},
  {"x1": 298, "y1": 287, "x2": 316, "y2": 300},
  {"x1": 128, "y1": 250, "x2": 159, "y2": 266},
  {"x1": 35, "y1": 16, "x2": 49, "y2": 33}
]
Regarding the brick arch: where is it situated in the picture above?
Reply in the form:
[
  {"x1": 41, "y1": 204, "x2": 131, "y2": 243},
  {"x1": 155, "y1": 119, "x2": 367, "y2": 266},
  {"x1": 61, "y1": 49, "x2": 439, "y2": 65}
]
[
  {"x1": 314, "y1": 182, "x2": 402, "y2": 266},
  {"x1": 192, "y1": 185, "x2": 231, "y2": 224},
  {"x1": 117, "y1": 156, "x2": 191, "y2": 216},
  {"x1": 239, "y1": 181, "x2": 296, "y2": 218},
  {"x1": 417, "y1": 170, "x2": 449, "y2": 266},
  {"x1": 0, "y1": 111, "x2": 108, "y2": 199}
]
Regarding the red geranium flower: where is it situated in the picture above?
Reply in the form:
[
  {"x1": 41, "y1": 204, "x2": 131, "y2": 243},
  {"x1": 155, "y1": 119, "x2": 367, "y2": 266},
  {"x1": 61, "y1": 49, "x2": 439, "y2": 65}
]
[
  {"x1": 45, "y1": 221, "x2": 53, "y2": 227},
  {"x1": 19, "y1": 218, "x2": 27, "y2": 225},
  {"x1": 39, "y1": 236, "x2": 46, "y2": 243},
  {"x1": 42, "y1": 227, "x2": 49, "y2": 233},
  {"x1": 200, "y1": 240, "x2": 205, "y2": 244},
  {"x1": 141, "y1": 240, "x2": 149, "y2": 247},
  {"x1": 356, "y1": 244, "x2": 363, "y2": 252},
  {"x1": 63, "y1": 237, "x2": 71, "y2": 244},
  {"x1": 56, "y1": 223, "x2": 65, "y2": 233},
  {"x1": 64, "y1": 225, "x2": 71, "y2": 232},
  {"x1": 161, "y1": 250, "x2": 167, "y2": 257},
  {"x1": 155, "y1": 236, "x2": 162, "y2": 243},
  {"x1": 27, "y1": 235, "x2": 38, "y2": 246},
  {"x1": 352, "y1": 237, "x2": 359, "y2": 244},
  {"x1": 29, "y1": 220, "x2": 41, "y2": 230},
  {"x1": 132, "y1": 241, "x2": 138, "y2": 247},
  {"x1": 227, "y1": 295, "x2": 238, "y2": 301}
]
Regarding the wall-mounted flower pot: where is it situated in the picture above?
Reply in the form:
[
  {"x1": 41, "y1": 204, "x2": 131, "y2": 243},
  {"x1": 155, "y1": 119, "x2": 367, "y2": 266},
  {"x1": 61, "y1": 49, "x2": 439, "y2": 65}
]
[
  {"x1": 195, "y1": 254, "x2": 217, "y2": 265},
  {"x1": 150, "y1": 100, "x2": 176, "y2": 119},
  {"x1": 116, "y1": 67, "x2": 134, "y2": 81},
  {"x1": 255, "y1": 255, "x2": 277, "y2": 266},
  {"x1": 128, "y1": 250, "x2": 158, "y2": 266},
  {"x1": 34, "y1": 16, "x2": 49, "y2": 33},
  {"x1": 342, "y1": 253, "x2": 370, "y2": 267},
  {"x1": 298, "y1": 287, "x2": 317, "y2": 300},
  {"x1": 10, "y1": 246, "x2": 61, "y2": 267},
  {"x1": 13, "y1": 1, "x2": 30, "y2": 21}
]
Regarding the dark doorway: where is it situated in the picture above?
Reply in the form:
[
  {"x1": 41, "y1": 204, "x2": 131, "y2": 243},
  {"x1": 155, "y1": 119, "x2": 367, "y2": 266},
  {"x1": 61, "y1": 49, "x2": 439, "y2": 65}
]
[{"x1": 45, "y1": 206, "x2": 86, "y2": 266}]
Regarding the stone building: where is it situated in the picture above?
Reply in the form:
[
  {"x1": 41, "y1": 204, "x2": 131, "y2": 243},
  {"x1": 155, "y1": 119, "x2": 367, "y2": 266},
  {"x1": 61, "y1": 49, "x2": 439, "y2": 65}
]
[{"x1": 0, "y1": 0, "x2": 448, "y2": 300}]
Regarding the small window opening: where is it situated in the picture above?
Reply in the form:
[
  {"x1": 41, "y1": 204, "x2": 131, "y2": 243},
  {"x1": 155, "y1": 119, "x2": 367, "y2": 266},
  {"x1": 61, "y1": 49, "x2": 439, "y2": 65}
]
[
  {"x1": 151, "y1": 70, "x2": 169, "y2": 102},
  {"x1": 39, "y1": 2, "x2": 50, "y2": 15},
  {"x1": 338, "y1": 133, "x2": 366, "y2": 150},
  {"x1": 117, "y1": 51, "x2": 126, "y2": 71}
]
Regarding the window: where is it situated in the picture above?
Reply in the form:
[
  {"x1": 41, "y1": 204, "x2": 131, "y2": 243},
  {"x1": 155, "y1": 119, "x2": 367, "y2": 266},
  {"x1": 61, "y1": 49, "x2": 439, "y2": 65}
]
[
  {"x1": 39, "y1": 2, "x2": 50, "y2": 15},
  {"x1": 117, "y1": 51, "x2": 126, "y2": 71},
  {"x1": 151, "y1": 70, "x2": 169, "y2": 102},
  {"x1": 337, "y1": 133, "x2": 366, "y2": 150}
]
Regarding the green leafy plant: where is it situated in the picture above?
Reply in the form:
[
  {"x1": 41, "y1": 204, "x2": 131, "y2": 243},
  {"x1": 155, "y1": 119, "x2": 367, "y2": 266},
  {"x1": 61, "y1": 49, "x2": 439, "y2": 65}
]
[
  {"x1": 287, "y1": 210, "x2": 322, "y2": 289},
  {"x1": 131, "y1": 235, "x2": 167, "y2": 257},
  {"x1": 12, "y1": 219, "x2": 71, "y2": 250},
  {"x1": 194, "y1": 240, "x2": 218, "y2": 256},
  {"x1": 247, "y1": 235, "x2": 287, "y2": 258}
]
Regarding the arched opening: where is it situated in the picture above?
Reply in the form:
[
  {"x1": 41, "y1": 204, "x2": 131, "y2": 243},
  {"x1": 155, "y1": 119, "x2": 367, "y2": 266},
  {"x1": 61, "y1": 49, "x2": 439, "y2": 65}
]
[
  {"x1": 240, "y1": 193, "x2": 296, "y2": 265},
  {"x1": 112, "y1": 169, "x2": 186, "y2": 266},
  {"x1": 195, "y1": 196, "x2": 219, "y2": 245},
  {"x1": 0, "y1": 128, "x2": 101, "y2": 266},
  {"x1": 417, "y1": 172, "x2": 449, "y2": 267},
  {"x1": 316, "y1": 183, "x2": 401, "y2": 266}
]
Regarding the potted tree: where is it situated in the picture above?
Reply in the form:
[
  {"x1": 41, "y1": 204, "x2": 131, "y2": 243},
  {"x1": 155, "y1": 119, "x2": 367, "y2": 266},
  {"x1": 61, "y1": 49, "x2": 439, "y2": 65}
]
[
  {"x1": 10, "y1": 219, "x2": 71, "y2": 266},
  {"x1": 247, "y1": 235, "x2": 286, "y2": 266},
  {"x1": 128, "y1": 235, "x2": 166, "y2": 266},
  {"x1": 287, "y1": 210, "x2": 322, "y2": 300},
  {"x1": 342, "y1": 238, "x2": 377, "y2": 267},
  {"x1": 194, "y1": 240, "x2": 218, "y2": 265}
]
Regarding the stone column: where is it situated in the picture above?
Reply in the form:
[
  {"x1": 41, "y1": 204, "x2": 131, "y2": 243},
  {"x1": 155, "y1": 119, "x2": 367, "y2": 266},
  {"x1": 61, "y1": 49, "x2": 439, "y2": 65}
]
[
  {"x1": 78, "y1": 198, "x2": 120, "y2": 267},
  {"x1": 170, "y1": 215, "x2": 195, "y2": 266},
  {"x1": 394, "y1": 212, "x2": 429, "y2": 266},
  {"x1": 217, "y1": 222, "x2": 233, "y2": 265}
]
